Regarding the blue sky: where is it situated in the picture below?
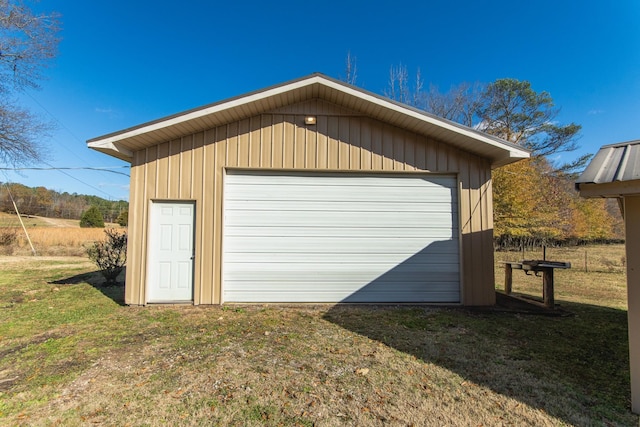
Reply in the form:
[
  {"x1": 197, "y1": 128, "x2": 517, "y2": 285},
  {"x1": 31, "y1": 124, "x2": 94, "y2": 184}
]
[{"x1": 4, "y1": 0, "x2": 640, "y2": 201}]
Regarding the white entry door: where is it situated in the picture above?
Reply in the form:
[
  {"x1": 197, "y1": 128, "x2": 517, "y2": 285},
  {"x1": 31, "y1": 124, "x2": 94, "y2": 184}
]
[{"x1": 147, "y1": 201, "x2": 195, "y2": 303}]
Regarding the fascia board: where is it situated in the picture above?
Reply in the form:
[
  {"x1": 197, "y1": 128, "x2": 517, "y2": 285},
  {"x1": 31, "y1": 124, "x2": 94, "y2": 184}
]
[{"x1": 88, "y1": 74, "x2": 530, "y2": 164}]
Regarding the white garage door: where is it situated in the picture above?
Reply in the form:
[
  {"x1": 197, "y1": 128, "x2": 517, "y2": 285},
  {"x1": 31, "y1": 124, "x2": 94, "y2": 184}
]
[{"x1": 223, "y1": 171, "x2": 459, "y2": 303}]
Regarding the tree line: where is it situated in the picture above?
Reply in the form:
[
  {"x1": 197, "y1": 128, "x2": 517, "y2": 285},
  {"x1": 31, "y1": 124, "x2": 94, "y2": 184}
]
[
  {"x1": 346, "y1": 61, "x2": 624, "y2": 247},
  {"x1": 0, "y1": 182, "x2": 128, "y2": 223}
]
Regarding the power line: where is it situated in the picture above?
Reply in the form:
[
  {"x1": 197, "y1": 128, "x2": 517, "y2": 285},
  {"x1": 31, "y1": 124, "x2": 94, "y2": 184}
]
[
  {"x1": 0, "y1": 166, "x2": 130, "y2": 177},
  {"x1": 39, "y1": 161, "x2": 120, "y2": 200},
  {"x1": 1, "y1": 165, "x2": 129, "y2": 200},
  {"x1": 13, "y1": 91, "x2": 129, "y2": 199},
  {"x1": 21, "y1": 90, "x2": 121, "y2": 183}
]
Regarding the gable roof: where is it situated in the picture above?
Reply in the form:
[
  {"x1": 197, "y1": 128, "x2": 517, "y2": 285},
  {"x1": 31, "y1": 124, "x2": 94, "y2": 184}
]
[
  {"x1": 87, "y1": 73, "x2": 530, "y2": 167},
  {"x1": 576, "y1": 140, "x2": 640, "y2": 197}
]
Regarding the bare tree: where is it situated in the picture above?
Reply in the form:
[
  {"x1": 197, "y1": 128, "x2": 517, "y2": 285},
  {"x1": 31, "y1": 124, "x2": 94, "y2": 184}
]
[
  {"x1": 423, "y1": 82, "x2": 484, "y2": 127},
  {"x1": 385, "y1": 65, "x2": 481, "y2": 126},
  {"x1": 383, "y1": 66, "x2": 584, "y2": 171},
  {"x1": 384, "y1": 64, "x2": 412, "y2": 104},
  {"x1": 0, "y1": 97, "x2": 49, "y2": 164},
  {"x1": 0, "y1": 0, "x2": 60, "y2": 165},
  {"x1": 343, "y1": 51, "x2": 357, "y2": 85}
]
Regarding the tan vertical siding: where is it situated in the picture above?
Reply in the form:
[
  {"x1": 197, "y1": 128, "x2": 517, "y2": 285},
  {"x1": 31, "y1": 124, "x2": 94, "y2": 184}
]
[
  {"x1": 327, "y1": 117, "x2": 339, "y2": 169},
  {"x1": 226, "y1": 122, "x2": 238, "y2": 167},
  {"x1": 446, "y1": 144, "x2": 457, "y2": 171},
  {"x1": 283, "y1": 116, "x2": 295, "y2": 168},
  {"x1": 371, "y1": 125, "x2": 383, "y2": 170},
  {"x1": 306, "y1": 124, "x2": 317, "y2": 168},
  {"x1": 237, "y1": 119, "x2": 250, "y2": 168},
  {"x1": 425, "y1": 139, "x2": 437, "y2": 171},
  {"x1": 625, "y1": 196, "x2": 640, "y2": 413},
  {"x1": 180, "y1": 136, "x2": 193, "y2": 199},
  {"x1": 211, "y1": 128, "x2": 226, "y2": 304},
  {"x1": 259, "y1": 116, "x2": 271, "y2": 167},
  {"x1": 457, "y1": 155, "x2": 472, "y2": 304},
  {"x1": 382, "y1": 126, "x2": 394, "y2": 171},
  {"x1": 125, "y1": 150, "x2": 146, "y2": 305},
  {"x1": 154, "y1": 143, "x2": 167, "y2": 199},
  {"x1": 437, "y1": 142, "x2": 448, "y2": 171},
  {"x1": 168, "y1": 139, "x2": 181, "y2": 198},
  {"x1": 349, "y1": 119, "x2": 361, "y2": 170},
  {"x1": 249, "y1": 117, "x2": 261, "y2": 168},
  {"x1": 126, "y1": 100, "x2": 496, "y2": 306},
  {"x1": 272, "y1": 115, "x2": 284, "y2": 168},
  {"x1": 468, "y1": 158, "x2": 483, "y2": 304},
  {"x1": 338, "y1": 117, "x2": 350, "y2": 170},
  {"x1": 316, "y1": 116, "x2": 328, "y2": 169},
  {"x1": 191, "y1": 132, "x2": 204, "y2": 304},
  {"x1": 360, "y1": 121, "x2": 372, "y2": 170},
  {"x1": 480, "y1": 166, "x2": 495, "y2": 304},
  {"x1": 414, "y1": 136, "x2": 426, "y2": 171},
  {"x1": 404, "y1": 135, "x2": 416, "y2": 171},
  {"x1": 394, "y1": 133, "x2": 405, "y2": 171},
  {"x1": 295, "y1": 119, "x2": 306, "y2": 168}
]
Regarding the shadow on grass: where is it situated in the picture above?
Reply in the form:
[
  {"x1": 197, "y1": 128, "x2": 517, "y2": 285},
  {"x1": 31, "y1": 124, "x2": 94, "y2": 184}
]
[
  {"x1": 49, "y1": 268, "x2": 126, "y2": 306},
  {"x1": 322, "y1": 299, "x2": 634, "y2": 425}
]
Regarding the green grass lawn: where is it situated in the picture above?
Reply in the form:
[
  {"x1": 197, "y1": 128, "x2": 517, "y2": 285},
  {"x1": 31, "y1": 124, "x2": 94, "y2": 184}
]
[{"x1": 0, "y1": 248, "x2": 637, "y2": 426}]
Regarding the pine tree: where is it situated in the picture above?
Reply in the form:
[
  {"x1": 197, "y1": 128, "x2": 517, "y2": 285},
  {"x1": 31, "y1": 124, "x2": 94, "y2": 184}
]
[{"x1": 80, "y1": 206, "x2": 104, "y2": 228}]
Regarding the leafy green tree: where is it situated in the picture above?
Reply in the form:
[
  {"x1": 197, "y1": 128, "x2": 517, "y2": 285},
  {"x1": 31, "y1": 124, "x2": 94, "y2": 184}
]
[
  {"x1": 80, "y1": 206, "x2": 104, "y2": 228},
  {"x1": 569, "y1": 197, "x2": 615, "y2": 241},
  {"x1": 380, "y1": 65, "x2": 623, "y2": 244},
  {"x1": 478, "y1": 79, "x2": 587, "y2": 174},
  {"x1": 115, "y1": 210, "x2": 128, "y2": 226},
  {"x1": 385, "y1": 69, "x2": 586, "y2": 173}
]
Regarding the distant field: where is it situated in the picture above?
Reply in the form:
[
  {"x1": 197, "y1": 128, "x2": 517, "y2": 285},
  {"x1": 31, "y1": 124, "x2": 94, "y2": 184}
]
[
  {"x1": 0, "y1": 212, "x2": 56, "y2": 228},
  {"x1": 0, "y1": 213, "x2": 122, "y2": 256}
]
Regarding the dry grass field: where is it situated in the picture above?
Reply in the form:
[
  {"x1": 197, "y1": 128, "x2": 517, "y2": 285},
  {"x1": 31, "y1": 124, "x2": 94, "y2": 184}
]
[
  {"x1": 0, "y1": 212, "x2": 121, "y2": 256},
  {"x1": 0, "y1": 225, "x2": 636, "y2": 426}
]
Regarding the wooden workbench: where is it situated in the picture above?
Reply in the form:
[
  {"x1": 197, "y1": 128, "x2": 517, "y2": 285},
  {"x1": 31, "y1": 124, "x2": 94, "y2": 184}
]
[{"x1": 501, "y1": 260, "x2": 571, "y2": 308}]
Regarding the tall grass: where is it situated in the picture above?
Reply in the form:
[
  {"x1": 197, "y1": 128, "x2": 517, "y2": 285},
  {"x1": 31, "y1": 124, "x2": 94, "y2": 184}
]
[{"x1": 1, "y1": 227, "x2": 114, "y2": 256}]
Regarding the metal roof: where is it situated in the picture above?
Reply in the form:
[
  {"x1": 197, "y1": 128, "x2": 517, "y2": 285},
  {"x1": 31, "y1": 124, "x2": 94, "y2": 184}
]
[
  {"x1": 576, "y1": 140, "x2": 640, "y2": 184},
  {"x1": 87, "y1": 73, "x2": 530, "y2": 167},
  {"x1": 576, "y1": 140, "x2": 640, "y2": 197}
]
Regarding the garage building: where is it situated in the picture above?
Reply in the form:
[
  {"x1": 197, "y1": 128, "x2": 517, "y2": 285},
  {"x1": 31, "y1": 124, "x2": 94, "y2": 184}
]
[{"x1": 87, "y1": 73, "x2": 529, "y2": 306}]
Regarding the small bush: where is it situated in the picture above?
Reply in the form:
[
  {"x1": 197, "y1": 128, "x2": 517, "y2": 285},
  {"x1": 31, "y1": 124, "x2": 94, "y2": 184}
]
[
  {"x1": 80, "y1": 206, "x2": 105, "y2": 228},
  {"x1": 87, "y1": 228, "x2": 127, "y2": 286},
  {"x1": 0, "y1": 227, "x2": 18, "y2": 255},
  {"x1": 0, "y1": 227, "x2": 18, "y2": 246}
]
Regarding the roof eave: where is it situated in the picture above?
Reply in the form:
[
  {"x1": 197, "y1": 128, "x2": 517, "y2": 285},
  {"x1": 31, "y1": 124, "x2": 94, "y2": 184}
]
[
  {"x1": 491, "y1": 151, "x2": 531, "y2": 168},
  {"x1": 576, "y1": 180, "x2": 640, "y2": 198},
  {"x1": 87, "y1": 73, "x2": 530, "y2": 166},
  {"x1": 88, "y1": 141, "x2": 133, "y2": 163}
]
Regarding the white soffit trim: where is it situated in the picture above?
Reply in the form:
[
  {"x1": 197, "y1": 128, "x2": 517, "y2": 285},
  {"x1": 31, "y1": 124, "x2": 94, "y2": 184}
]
[
  {"x1": 316, "y1": 77, "x2": 528, "y2": 158},
  {"x1": 87, "y1": 74, "x2": 530, "y2": 164},
  {"x1": 87, "y1": 77, "x2": 323, "y2": 152}
]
